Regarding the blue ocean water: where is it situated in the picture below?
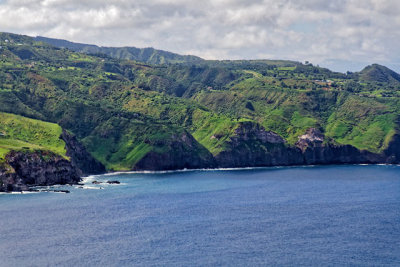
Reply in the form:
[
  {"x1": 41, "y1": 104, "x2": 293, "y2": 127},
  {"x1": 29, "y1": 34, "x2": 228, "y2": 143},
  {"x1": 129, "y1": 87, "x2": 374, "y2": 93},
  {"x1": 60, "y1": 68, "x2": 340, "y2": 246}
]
[{"x1": 0, "y1": 165, "x2": 400, "y2": 266}]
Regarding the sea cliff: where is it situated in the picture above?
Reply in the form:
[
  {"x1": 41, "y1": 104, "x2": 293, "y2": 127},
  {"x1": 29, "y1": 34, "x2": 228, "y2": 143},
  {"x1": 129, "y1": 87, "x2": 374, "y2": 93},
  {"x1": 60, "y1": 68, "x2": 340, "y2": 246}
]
[
  {"x1": 131, "y1": 123, "x2": 400, "y2": 171},
  {"x1": 0, "y1": 151, "x2": 80, "y2": 191},
  {"x1": 2, "y1": 124, "x2": 399, "y2": 191},
  {"x1": 0, "y1": 131, "x2": 105, "y2": 192}
]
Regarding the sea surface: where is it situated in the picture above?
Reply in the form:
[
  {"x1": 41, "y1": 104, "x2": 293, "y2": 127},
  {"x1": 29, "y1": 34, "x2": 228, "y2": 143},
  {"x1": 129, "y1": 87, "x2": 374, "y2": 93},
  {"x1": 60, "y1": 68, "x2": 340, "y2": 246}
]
[{"x1": 0, "y1": 165, "x2": 400, "y2": 266}]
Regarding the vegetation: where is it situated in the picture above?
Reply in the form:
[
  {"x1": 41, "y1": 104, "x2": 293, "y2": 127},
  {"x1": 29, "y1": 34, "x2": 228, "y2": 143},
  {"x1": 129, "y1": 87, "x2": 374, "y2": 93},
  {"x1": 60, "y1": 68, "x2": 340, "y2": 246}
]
[
  {"x1": 1, "y1": 32, "x2": 400, "y2": 169},
  {"x1": 34, "y1": 36, "x2": 203, "y2": 65},
  {"x1": 0, "y1": 112, "x2": 66, "y2": 160}
]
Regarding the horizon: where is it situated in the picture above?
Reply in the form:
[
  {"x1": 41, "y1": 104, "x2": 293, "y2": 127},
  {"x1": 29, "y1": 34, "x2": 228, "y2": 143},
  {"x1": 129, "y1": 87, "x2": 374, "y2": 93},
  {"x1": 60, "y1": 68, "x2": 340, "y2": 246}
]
[
  {"x1": 0, "y1": 0, "x2": 399, "y2": 73},
  {"x1": 24, "y1": 33, "x2": 399, "y2": 75}
]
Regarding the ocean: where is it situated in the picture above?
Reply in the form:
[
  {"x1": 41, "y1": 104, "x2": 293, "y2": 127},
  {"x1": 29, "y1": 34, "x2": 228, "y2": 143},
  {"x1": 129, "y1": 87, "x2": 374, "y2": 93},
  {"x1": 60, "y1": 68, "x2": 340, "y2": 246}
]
[{"x1": 0, "y1": 165, "x2": 400, "y2": 266}]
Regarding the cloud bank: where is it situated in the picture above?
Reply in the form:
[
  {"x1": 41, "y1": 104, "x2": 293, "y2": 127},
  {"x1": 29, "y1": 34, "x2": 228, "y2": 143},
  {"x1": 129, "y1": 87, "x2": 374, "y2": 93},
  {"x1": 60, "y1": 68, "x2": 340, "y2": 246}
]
[{"x1": 0, "y1": 0, "x2": 399, "y2": 72}]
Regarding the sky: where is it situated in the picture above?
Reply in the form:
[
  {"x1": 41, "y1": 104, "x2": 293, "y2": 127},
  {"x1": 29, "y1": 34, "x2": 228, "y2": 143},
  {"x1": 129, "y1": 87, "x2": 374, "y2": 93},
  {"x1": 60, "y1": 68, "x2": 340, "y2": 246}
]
[{"x1": 0, "y1": 0, "x2": 399, "y2": 73}]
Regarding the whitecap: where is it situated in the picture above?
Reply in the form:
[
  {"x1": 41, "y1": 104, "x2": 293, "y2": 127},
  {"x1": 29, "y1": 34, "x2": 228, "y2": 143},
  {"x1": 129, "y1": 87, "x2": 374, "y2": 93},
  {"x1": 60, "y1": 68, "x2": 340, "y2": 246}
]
[
  {"x1": 0, "y1": 191, "x2": 39, "y2": 194},
  {"x1": 80, "y1": 186, "x2": 103, "y2": 190}
]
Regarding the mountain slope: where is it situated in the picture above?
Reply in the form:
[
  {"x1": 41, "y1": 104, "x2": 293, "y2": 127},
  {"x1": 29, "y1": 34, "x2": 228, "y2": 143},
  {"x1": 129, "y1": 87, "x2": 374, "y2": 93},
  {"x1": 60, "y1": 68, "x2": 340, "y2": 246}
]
[
  {"x1": 1, "y1": 32, "x2": 400, "y2": 171},
  {"x1": 359, "y1": 64, "x2": 400, "y2": 84},
  {"x1": 34, "y1": 36, "x2": 203, "y2": 64}
]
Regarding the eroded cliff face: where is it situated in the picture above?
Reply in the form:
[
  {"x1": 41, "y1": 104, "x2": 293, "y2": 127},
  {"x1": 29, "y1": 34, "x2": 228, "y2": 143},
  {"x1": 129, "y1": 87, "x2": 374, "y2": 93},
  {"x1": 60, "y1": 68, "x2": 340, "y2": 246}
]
[
  {"x1": 295, "y1": 128, "x2": 386, "y2": 164},
  {"x1": 0, "y1": 130, "x2": 106, "y2": 192},
  {"x1": 215, "y1": 121, "x2": 304, "y2": 167},
  {"x1": 0, "y1": 151, "x2": 80, "y2": 192},
  {"x1": 211, "y1": 123, "x2": 399, "y2": 168},
  {"x1": 131, "y1": 123, "x2": 400, "y2": 171},
  {"x1": 383, "y1": 134, "x2": 400, "y2": 163},
  {"x1": 61, "y1": 130, "x2": 105, "y2": 175},
  {"x1": 133, "y1": 131, "x2": 217, "y2": 171},
  {"x1": 3, "y1": 122, "x2": 398, "y2": 190}
]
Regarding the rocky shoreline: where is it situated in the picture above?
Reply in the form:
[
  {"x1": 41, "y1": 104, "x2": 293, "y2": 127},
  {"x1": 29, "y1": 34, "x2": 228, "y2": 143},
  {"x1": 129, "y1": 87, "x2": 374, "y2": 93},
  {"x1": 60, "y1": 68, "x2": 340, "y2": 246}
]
[
  {"x1": 132, "y1": 123, "x2": 400, "y2": 171},
  {"x1": 1, "y1": 124, "x2": 400, "y2": 192},
  {"x1": 0, "y1": 131, "x2": 105, "y2": 192}
]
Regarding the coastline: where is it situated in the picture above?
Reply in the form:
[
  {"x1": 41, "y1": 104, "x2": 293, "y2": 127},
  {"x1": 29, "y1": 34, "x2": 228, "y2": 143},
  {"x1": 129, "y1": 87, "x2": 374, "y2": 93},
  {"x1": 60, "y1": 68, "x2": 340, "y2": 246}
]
[
  {"x1": 2, "y1": 163, "x2": 399, "y2": 195},
  {"x1": 83, "y1": 162, "x2": 400, "y2": 178}
]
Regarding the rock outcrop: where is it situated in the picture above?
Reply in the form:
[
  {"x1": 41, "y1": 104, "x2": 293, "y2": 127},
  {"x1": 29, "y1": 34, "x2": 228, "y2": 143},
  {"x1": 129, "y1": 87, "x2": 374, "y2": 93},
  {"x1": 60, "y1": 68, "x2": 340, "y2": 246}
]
[
  {"x1": 0, "y1": 130, "x2": 105, "y2": 192},
  {"x1": 213, "y1": 123, "x2": 399, "y2": 168},
  {"x1": 383, "y1": 134, "x2": 400, "y2": 163},
  {"x1": 232, "y1": 121, "x2": 286, "y2": 144},
  {"x1": 133, "y1": 131, "x2": 217, "y2": 171},
  {"x1": 0, "y1": 151, "x2": 80, "y2": 192},
  {"x1": 296, "y1": 128, "x2": 325, "y2": 151},
  {"x1": 295, "y1": 128, "x2": 385, "y2": 164},
  {"x1": 61, "y1": 130, "x2": 105, "y2": 175},
  {"x1": 215, "y1": 121, "x2": 304, "y2": 167}
]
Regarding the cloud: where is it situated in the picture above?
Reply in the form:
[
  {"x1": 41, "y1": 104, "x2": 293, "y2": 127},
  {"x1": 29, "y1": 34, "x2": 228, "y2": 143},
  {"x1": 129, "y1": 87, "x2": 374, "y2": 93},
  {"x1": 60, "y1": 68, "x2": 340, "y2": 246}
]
[{"x1": 0, "y1": 0, "x2": 399, "y2": 72}]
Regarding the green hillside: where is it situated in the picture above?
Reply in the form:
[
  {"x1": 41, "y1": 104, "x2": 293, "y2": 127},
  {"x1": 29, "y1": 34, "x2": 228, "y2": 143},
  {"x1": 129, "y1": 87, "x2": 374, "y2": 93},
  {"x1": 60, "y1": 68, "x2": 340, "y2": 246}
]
[
  {"x1": 34, "y1": 36, "x2": 203, "y2": 64},
  {"x1": 359, "y1": 64, "x2": 400, "y2": 84},
  {"x1": 1, "y1": 32, "x2": 400, "y2": 170},
  {"x1": 0, "y1": 112, "x2": 66, "y2": 160}
]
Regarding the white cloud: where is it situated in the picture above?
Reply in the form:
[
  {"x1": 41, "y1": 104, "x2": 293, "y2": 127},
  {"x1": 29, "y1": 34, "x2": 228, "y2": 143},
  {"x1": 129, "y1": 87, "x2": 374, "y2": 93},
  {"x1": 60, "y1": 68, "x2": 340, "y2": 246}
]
[{"x1": 0, "y1": 0, "x2": 399, "y2": 72}]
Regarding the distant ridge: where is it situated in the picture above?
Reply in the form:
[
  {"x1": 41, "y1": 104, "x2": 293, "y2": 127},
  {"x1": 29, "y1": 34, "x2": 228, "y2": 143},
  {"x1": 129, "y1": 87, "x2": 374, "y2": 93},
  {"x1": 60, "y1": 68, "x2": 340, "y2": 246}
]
[
  {"x1": 34, "y1": 36, "x2": 204, "y2": 65},
  {"x1": 359, "y1": 64, "x2": 400, "y2": 84}
]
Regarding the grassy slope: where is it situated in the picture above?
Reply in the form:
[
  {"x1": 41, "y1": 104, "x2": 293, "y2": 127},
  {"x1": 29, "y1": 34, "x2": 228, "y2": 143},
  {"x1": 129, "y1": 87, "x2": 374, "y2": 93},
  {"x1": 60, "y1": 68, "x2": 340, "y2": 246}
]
[{"x1": 0, "y1": 112, "x2": 66, "y2": 160}]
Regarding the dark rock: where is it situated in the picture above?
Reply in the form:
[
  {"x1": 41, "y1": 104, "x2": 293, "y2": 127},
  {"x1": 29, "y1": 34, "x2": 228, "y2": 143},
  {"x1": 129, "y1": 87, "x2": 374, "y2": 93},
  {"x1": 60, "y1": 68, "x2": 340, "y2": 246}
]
[
  {"x1": 107, "y1": 180, "x2": 120, "y2": 184},
  {"x1": 40, "y1": 189, "x2": 70, "y2": 193},
  {"x1": 92, "y1": 180, "x2": 102, "y2": 184},
  {"x1": 0, "y1": 150, "x2": 80, "y2": 192},
  {"x1": 61, "y1": 130, "x2": 106, "y2": 175},
  {"x1": 132, "y1": 123, "x2": 400, "y2": 171},
  {"x1": 232, "y1": 121, "x2": 285, "y2": 144},
  {"x1": 245, "y1": 101, "x2": 255, "y2": 111},
  {"x1": 383, "y1": 134, "x2": 400, "y2": 163},
  {"x1": 0, "y1": 129, "x2": 106, "y2": 192},
  {"x1": 215, "y1": 121, "x2": 303, "y2": 167},
  {"x1": 296, "y1": 128, "x2": 384, "y2": 165},
  {"x1": 215, "y1": 124, "x2": 399, "y2": 168},
  {"x1": 53, "y1": 190, "x2": 70, "y2": 193},
  {"x1": 133, "y1": 131, "x2": 217, "y2": 171}
]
